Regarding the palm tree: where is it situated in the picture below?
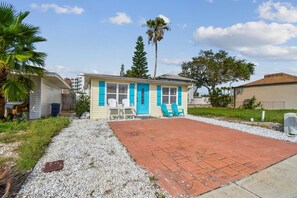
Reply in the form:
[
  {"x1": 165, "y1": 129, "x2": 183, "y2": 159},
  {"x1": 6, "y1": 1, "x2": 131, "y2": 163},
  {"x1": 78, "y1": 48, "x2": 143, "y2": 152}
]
[
  {"x1": 0, "y1": 3, "x2": 46, "y2": 118},
  {"x1": 144, "y1": 17, "x2": 170, "y2": 79}
]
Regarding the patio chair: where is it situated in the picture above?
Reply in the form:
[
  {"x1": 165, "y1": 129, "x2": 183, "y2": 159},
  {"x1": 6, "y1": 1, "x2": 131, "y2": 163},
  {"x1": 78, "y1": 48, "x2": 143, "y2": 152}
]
[
  {"x1": 108, "y1": 98, "x2": 120, "y2": 120},
  {"x1": 122, "y1": 99, "x2": 135, "y2": 119},
  {"x1": 171, "y1": 103, "x2": 185, "y2": 117},
  {"x1": 161, "y1": 104, "x2": 174, "y2": 118}
]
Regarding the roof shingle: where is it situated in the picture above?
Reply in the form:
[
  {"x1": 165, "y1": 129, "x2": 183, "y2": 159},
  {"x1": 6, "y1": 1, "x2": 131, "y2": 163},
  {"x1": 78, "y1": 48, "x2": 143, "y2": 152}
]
[{"x1": 239, "y1": 73, "x2": 297, "y2": 87}]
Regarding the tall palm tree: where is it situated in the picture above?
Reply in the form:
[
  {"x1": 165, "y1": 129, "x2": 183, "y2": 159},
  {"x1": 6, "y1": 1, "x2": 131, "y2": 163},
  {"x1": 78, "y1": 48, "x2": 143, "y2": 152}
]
[
  {"x1": 144, "y1": 17, "x2": 170, "y2": 79},
  {"x1": 0, "y1": 3, "x2": 46, "y2": 118}
]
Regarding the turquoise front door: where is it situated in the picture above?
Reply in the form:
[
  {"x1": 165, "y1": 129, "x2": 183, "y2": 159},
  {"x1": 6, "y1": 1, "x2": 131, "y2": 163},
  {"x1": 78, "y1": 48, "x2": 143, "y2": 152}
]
[{"x1": 137, "y1": 83, "x2": 149, "y2": 114}]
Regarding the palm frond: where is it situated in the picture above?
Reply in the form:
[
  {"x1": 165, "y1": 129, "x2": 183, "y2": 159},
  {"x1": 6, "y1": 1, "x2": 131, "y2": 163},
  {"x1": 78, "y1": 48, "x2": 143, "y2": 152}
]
[{"x1": 2, "y1": 79, "x2": 28, "y2": 101}]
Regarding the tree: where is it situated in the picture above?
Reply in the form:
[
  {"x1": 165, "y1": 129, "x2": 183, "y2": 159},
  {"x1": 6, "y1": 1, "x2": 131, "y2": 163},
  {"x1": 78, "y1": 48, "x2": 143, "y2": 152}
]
[
  {"x1": 180, "y1": 50, "x2": 255, "y2": 106},
  {"x1": 144, "y1": 17, "x2": 170, "y2": 79},
  {"x1": 0, "y1": 3, "x2": 46, "y2": 118},
  {"x1": 120, "y1": 64, "x2": 125, "y2": 76},
  {"x1": 126, "y1": 36, "x2": 149, "y2": 78}
]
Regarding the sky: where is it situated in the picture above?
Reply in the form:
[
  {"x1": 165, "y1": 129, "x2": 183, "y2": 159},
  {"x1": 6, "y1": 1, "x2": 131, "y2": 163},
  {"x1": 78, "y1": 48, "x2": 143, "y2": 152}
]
[{"x1": 7, "y1": 0, "x2": 297, "y2": 92}]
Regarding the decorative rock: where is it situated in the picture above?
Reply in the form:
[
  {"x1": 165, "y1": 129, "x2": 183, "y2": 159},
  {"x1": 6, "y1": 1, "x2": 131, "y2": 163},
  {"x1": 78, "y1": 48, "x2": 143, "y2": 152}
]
[
  {"x1": 186, "y1": 115, "x2": 297, "y2": 143},
  {"x1": 17, "y1": 120, "x2": 164, "y2": 197}
]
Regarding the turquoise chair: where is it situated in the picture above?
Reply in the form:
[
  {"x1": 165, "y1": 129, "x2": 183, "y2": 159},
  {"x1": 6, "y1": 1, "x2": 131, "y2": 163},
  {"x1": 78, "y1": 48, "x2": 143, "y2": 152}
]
[
  {"x1": 161, "y1": 104, "x2": 174, "y2": 118},
  {"x1": 171, "y1": 103, "x2": 185, "y2": 117}
]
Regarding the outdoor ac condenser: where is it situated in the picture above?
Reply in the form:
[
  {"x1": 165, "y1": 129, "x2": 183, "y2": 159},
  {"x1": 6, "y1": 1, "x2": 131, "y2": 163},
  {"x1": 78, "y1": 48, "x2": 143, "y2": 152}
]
[{"x1": 284, "y1": 113, "x2": 297, "y2": 135}]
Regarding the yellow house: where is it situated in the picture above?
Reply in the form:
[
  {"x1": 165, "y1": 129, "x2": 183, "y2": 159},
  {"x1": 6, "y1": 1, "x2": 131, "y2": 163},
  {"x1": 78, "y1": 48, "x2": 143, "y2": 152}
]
[
  {"x1": 84, "y1": 74, "x2": 192, "y2": 119},
  {"x1": 234, "y1": 73, "x2": 297, "y2": 109}
]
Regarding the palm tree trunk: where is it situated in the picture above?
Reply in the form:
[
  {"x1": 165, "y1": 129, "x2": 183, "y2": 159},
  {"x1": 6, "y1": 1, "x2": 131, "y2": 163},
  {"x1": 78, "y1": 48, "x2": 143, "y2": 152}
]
[
  {"x1": 0, "y1": 68, "x2": 8, "y2": 119},
  {"x1": 153, "y1": 42, "x2": 158, "y2": 79}
]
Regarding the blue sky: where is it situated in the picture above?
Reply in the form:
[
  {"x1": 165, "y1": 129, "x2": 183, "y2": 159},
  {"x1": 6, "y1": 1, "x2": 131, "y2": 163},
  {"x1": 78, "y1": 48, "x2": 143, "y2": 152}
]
[{"x1": 8, "y1": 0, "x2": 297, "y2": 89}]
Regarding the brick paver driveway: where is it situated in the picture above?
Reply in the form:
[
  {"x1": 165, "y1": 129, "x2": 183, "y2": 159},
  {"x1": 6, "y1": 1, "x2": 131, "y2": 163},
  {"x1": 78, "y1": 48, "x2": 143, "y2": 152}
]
[{"x1": 109, "y1": 118, "x2": 297, "y2": 197}]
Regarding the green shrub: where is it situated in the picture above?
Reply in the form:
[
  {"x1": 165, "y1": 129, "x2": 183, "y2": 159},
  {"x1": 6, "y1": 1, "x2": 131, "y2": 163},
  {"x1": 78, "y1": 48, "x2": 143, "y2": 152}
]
[
  {"x1": 209, "y1": 88, "x2": 232, "y2": 107},
  {"x1": 74, "y1": 94, "x2": 90, "y2": 117},
  {"x1": 242, "y1": 96, "x2": 262, "y2": 109}
]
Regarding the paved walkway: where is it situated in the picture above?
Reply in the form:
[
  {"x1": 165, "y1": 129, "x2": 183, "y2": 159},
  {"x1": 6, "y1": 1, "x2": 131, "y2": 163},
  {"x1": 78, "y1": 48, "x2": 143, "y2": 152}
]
[
  {"x1": 109, "y1": 118, "x2": 297, "y2": 197},
  {"x1": 200, "y1": 154, "x2": 297, "y2": 198}
]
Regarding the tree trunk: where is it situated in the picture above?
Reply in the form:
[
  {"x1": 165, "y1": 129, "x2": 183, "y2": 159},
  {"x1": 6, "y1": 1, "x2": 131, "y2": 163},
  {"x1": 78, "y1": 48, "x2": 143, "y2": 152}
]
[
  {"x1": 0, "y1": 68, "x2": 7, "y2": 119},
  {"x1": 153, "y1": 42, "x2": 158, "y2": 80}
]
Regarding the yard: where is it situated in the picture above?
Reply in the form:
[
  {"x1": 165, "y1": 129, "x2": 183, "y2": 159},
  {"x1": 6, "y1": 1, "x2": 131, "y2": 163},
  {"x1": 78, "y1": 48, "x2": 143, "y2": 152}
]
[
  {"x1": 188, "y1": 107, "x2": 297, "y2": 124},
  {"x1": 0, "y1": 117, "x2": 70, "y2": 196}
]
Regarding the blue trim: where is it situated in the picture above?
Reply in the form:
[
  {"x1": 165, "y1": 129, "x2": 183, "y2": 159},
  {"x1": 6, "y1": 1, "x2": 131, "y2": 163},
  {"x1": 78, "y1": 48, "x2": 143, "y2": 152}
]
[
  {"x1": 178, "y1": 86, "x2": 182, "y2": 106},
  {"x1": 157, "y1": 85, "x2": 161, "y2": 106},
  {"x1": 129, "y1": 83, "x2": 135, "y2": 106},
  {"x1": 99, "y1": 81, "x2": 105, "y2": 106}
]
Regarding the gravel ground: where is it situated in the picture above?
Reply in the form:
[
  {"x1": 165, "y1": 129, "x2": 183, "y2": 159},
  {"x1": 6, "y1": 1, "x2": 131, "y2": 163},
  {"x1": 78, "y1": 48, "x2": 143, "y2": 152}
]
[
  {"x1": 17, "y1": 119, "x2": 163, "y2": 198},
  {"x1": 186, "y1": 115, "x2": 297, "y2": 143}
]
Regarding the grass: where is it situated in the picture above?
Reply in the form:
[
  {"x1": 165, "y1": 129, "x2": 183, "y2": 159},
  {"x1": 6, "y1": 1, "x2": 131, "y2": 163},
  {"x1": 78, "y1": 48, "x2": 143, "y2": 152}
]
[
  {"x1": 0, "y1": 117, "x2": 70, "y2": 171},
  {"x1": 188, "y1": 108, "x2": 297, "y2": 124}
]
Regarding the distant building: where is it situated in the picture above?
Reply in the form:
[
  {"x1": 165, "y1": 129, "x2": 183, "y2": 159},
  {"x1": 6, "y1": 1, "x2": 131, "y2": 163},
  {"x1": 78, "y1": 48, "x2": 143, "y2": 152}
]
[
  {"x1": 70, "y1": 74, "x2": 85, "y2": 94},
  {"x1": 234, "y1": 73, "x2": 297, "y2": 109}
]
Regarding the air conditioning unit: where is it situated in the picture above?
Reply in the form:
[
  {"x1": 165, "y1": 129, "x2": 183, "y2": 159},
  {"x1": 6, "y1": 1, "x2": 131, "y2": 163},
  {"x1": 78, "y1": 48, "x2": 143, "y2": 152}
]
[{"x1": 284, "y1": 113, "x2": 297, "y2": 135}]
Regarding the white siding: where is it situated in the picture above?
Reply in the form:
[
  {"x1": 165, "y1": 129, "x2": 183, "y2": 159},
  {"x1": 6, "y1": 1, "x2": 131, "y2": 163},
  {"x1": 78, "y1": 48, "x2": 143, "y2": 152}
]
[
  {"x1": 40, "y1": 78, "x2": 62, "y2": 117},
  {"x1": 29, "y1": 77, "x2": 41, "y2": 119}
]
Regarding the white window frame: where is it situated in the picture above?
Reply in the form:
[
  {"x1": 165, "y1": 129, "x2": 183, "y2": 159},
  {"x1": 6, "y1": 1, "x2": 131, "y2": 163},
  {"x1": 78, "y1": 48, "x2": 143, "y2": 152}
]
[
  {"x1": 106, "y1": 82, "x2": 129, "y2": 105},
  {"x1": 161, "y1": 86, "x2": 178, "y2": 104}
]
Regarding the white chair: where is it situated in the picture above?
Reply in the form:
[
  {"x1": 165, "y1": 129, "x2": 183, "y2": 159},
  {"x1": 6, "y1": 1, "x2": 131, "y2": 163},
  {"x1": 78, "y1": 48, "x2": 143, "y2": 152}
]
[
  {"x1": 108, "y1": 98, "x2": 119, "y2": 120},
  {"x1": 122, "y1": 99, "x2": 135, "y2": 119}
]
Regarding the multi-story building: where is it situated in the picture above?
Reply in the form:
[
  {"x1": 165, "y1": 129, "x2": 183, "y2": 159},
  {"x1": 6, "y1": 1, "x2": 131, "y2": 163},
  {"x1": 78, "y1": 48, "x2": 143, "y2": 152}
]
[{"x1": 70, "y1": 74, "x2": 85, "y2": 94}]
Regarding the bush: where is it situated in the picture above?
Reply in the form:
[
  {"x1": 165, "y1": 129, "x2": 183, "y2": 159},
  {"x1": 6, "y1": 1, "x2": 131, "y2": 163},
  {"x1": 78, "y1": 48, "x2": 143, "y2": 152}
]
[
  {"x1": 74, "y1": 94, "x2": 90, "y2": 117},
  {"x1": 242, "y1": 96, "x2": 262, "y2": 109},
  {"x1": 209, "y1": 88, "x2": 232, "y2": 107}
]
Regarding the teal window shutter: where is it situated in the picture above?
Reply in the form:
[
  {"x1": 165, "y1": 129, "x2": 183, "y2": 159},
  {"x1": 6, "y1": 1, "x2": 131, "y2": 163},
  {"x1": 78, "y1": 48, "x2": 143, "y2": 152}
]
[
  {"x1": 157, "y1": 85, "x2": 161, "y2": 106},
  {"x1": 178, "y1": 86, "x2": 182, "y2": 106},
  {"x1": 129, "y1": 83, "x2": 135, "y2": 105},
  {"x1": 99, "y1": 81, "x2": 105, "y2": 106}
]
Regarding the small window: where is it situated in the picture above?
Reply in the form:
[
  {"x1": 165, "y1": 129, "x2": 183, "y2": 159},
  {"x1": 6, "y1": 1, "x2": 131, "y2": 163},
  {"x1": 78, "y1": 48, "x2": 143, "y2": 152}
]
[
  {"x1": 162, "y1": 87, "x2": 177, "y2": 104},
  {"x1": 106, "y1": 83, "x2": 128, "y2": 105}
]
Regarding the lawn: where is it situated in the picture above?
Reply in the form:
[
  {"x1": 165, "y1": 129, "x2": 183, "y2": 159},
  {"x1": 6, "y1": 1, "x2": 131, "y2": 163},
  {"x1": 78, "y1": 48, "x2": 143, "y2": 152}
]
[
  {"x1": 0, "y1": 117, "x2": 70, "y2": 171},
  {"x1": 188, "y1": 108, "x2": 297, "y2": 124}
]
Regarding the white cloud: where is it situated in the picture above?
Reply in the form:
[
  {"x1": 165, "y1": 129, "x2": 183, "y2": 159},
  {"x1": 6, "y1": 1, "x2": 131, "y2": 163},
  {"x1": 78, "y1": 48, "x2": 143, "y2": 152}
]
[
  {"x1": 207, "y1": 0, "x2": 214, "y2": 3},
  {"x1": 160, "y1": 58, "x2": 189, "y2": 65},
  {"x1": 108, "y1": 12, "x2": 132, "y2": 25},
  {"x1": 158, "y1": 14, "x2": 170, "y2": 23},
  {"x1": 30, "y1": 3, "x2": 84, "y2": 15},
  {"x1": 258, "y1": 1, "x2": 297, "y2": 23},
  {"x1": 193, "y1": 21, "x2": 297, "y2": 61}
]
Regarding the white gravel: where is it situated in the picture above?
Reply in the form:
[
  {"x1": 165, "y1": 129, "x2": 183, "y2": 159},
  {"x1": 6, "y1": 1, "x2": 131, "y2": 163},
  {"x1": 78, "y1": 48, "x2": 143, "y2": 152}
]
[
  {"x1": 186, "y1": 115, "x2": 297, "y2": 143},
  {"x1": 17, "y1": 119, "x2": 162, "y2": 197}
]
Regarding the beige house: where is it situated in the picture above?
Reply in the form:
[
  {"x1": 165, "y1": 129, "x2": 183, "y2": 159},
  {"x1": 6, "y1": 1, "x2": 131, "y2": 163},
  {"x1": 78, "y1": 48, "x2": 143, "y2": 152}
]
[
  {"x1": 234, "y1": 73, "x2": 297, "y2": 109},
  {"x1": 84, "y1": 74, "x2": 192, "y2": 119}
]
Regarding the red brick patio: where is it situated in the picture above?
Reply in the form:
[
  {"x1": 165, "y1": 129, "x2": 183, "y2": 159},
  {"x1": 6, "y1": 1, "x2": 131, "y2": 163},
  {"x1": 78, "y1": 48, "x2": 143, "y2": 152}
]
[{"x1": 109, "y1": 118, "x2": 297, "y2": 197}]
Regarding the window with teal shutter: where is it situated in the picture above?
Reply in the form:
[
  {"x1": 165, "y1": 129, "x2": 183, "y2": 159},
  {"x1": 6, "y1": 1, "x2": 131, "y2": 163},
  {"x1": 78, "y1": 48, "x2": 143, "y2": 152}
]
[
  {"x1": 178, "y1": 86, "x2": 182, "y2": 106},
  {"x1": 157, "y1": 85, "x2": 161, "y2": 106},
  {"x1": 99, "y1": 81, "x2": 105, "y2": 106},
  {"x1": 129, "y1": 83, "x2": 135, "y2": 105}
]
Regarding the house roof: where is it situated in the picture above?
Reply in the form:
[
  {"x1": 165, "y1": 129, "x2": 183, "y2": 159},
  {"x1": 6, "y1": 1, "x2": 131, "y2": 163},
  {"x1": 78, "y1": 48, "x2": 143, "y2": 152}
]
[
  {"x1": 156, "y1": 73, "x2": 194, "y2": 82},
  {"x1": 237, "y1": 73, "x2": 297, "y2": 88},
  {"x1": 83, "y1": 73, "x2": 193, "y2": 89},
  {"x1": 44, "y1": 71, "x2": 71, "y2": 89}
]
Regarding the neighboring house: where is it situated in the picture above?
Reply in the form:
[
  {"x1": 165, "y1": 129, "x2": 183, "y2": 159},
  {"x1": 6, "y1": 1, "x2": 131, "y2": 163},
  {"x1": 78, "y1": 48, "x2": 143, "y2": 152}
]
[
  {"x1": 5, "y1": 71, "x2": 71, "y2": 119},
  {"x1": 234, "y1": 73, "x2": 297, "y2": 109},
  {"x1": 84, "y1": 74, "x2": 192, "y2": 119}
]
